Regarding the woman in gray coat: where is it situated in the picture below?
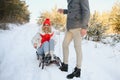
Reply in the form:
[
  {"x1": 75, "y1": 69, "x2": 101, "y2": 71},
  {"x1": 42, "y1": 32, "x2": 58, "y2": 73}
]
[{"x1": 58, "y1": 0, "x2": 90, "y2": 79}]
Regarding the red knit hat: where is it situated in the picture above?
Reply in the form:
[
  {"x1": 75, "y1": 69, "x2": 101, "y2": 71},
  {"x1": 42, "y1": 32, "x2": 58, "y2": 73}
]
[{"x1": 43, "y1": 18, "x2": 51, "y2": 26}]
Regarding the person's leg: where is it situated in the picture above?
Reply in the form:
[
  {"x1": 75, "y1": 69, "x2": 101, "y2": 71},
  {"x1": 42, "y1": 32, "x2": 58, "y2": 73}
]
[
  {"x1": 37, "y1": 47, "x2": 44, "y2": 60},
  {"x1": 62, "y1": 31, "x2": 73, "y2": 64},
  {"x1": 70, "y1": 28, "x2": 82, "y2": 69},
  {"x1": 59, "y1": 31, "x2": 73, "y2": 72},
  {"x1": 67, "y1": 28, "x2": 82, "y2": 79},
  {"x1": 49, "y1": 39, "x2": 54, "y2": 51},
  {"x1": 42, "y1": 41, "x2": 49, "y2": 56},
  {"x1": 49, "y1": 39, "x2": 55, "y2": 60},
  {"x1": 37, "y1": 47, "x2": 44, "y2": 55}
]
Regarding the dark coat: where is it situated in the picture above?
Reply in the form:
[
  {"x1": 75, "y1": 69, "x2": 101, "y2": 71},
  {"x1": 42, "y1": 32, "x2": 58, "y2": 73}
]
[{"x1": 64, "y1": 0, "x2": 90, "y2": 30}]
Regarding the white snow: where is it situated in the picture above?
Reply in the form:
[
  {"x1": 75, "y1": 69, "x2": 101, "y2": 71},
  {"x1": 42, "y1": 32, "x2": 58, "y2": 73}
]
[{"x1": 0, "y1": 23, "x2": 120, "y2": 80}]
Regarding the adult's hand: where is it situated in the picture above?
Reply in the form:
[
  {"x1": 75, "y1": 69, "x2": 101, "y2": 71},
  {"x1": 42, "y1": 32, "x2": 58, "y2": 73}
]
[
  {"x1": 58, "y1": 9, "x2": 64, "y2": 14},
  {"x1": 80, "y1": 29, "x2": 87, "y2": 37}
]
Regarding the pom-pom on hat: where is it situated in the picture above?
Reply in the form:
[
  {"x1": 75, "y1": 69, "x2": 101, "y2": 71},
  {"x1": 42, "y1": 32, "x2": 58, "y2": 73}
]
[{"x1": 43, "y1": 18, "x2": 51, "y2": 26}]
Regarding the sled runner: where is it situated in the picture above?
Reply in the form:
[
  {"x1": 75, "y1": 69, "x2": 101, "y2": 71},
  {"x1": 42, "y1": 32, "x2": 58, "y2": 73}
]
[{"x1": 36, "y1": 52, "x2": 61, "y2": 69}]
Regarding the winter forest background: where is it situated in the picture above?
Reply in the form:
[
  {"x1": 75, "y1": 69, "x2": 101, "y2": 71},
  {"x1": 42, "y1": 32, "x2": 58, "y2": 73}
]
[
  {"x1": 0, "y1": 0, "x2": 120, "y2": 43},
  {"x1": 0, "y1": 0, "x2": 120, "y2": 80}
]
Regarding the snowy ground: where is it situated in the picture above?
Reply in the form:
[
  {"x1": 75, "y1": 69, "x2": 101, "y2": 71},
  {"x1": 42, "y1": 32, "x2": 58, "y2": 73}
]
[{"x1": 0, "y1": 23, "x2": 120, "y2": 80}]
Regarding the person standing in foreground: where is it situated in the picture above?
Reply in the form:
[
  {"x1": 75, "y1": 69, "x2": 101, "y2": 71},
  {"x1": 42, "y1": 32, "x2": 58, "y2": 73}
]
[{"x1": 58, "y1": 0, "x2": 90, "y2": 79}]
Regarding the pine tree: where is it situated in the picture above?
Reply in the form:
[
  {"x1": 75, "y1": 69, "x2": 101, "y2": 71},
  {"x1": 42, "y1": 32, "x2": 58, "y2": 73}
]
[
  {"x1": 37, "y1": 6, "x2": 66, "y2": 31},
  {"x1": 87, "y1": 11, "x2": 107, "y2": 41},
  {"x1": 109, "y1": 2, "x2": 120, "y2": 34},
  {"x1": 0, "y1": 0, "x2": 30, "y2": 29}
]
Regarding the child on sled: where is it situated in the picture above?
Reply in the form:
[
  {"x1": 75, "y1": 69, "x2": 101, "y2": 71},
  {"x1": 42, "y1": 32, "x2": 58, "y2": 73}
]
[{"x1": 32, "y1": 18, "x2": 56, "y2": 62}]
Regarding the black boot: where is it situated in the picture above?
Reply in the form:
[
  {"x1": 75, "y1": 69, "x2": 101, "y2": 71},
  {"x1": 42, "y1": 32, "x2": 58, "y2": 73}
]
[
  {"x1": 67, "y1": 67, "x2": 81, "y2": 79},
  {"x1": 59, "y1": 62, "x2": 68, "y2": 72}
]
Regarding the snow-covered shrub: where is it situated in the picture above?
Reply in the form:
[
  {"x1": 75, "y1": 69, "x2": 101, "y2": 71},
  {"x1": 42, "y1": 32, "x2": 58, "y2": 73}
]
[{"x1": 101, "y1": 34, "x2": 120, "y2": 46}]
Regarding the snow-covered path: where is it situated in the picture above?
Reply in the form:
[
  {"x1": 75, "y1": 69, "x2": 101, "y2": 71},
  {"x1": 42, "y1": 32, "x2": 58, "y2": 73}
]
[
  {"x1": 0, "y1": 23, "x2": 120, "y2": 80},
  {"x1": 0, "y1": 23, "x2": 40, "y2": 80}
]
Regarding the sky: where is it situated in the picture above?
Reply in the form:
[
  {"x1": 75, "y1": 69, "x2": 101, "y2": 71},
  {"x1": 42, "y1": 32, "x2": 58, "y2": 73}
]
[{"x1": 25, "y1": 0, "x2": 120, "y2": 22}]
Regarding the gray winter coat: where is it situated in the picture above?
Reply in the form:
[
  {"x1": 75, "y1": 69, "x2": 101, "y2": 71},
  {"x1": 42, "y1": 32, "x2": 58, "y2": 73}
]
[{"x1": 64, "y1": 0, "x2": 90, "y2": 30}]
